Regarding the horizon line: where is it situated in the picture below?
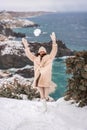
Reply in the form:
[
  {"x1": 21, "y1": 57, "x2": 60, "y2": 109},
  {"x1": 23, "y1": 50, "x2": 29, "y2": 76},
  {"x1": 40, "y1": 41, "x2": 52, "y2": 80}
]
[{"x1": 0, "y1": 10, "x2": 87, "y2": 13}]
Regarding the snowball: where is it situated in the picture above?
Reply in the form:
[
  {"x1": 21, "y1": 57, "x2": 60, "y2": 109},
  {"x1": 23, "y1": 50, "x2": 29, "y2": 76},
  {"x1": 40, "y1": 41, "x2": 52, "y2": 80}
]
[{"x1": 33, "y1": 29, "x2": 41, "y2": 37}]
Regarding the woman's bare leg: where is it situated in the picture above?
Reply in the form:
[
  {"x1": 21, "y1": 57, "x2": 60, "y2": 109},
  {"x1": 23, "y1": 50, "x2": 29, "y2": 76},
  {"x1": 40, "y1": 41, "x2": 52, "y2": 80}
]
[
  {"x1": 38, "y1": 87, "x2": 45, "y2": 99},
  {"x1": 44, "y1": 87, "x2": 49, "y2": 100}
]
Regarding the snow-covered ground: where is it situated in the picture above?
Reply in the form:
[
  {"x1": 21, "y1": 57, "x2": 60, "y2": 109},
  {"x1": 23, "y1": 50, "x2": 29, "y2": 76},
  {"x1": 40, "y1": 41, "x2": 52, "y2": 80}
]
[{"x1": 0, "y1": 97, "x2": 87, "y2": 130}]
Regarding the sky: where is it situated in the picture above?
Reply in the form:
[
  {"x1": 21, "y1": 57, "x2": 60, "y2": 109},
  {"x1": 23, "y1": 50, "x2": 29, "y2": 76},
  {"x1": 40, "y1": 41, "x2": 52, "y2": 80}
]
[{"x1": 0, "y1": 0, "x2": 87, "y2": 12}]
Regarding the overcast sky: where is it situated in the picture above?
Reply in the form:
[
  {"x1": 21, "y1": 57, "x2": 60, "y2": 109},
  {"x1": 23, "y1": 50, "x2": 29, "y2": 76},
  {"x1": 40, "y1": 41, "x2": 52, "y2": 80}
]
[{"x1": 0, "y1": 0, "x2": 87, "y2": 12}]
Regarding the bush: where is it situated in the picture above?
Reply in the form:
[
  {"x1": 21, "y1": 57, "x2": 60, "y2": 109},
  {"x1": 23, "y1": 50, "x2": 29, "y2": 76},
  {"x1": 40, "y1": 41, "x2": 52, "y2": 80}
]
[
  {"x1": 0, "y1": 78, "x2": 40, "y2": 100},
  {"x1": 64, "y1": 51, "x2": 87, "y2": 107}
]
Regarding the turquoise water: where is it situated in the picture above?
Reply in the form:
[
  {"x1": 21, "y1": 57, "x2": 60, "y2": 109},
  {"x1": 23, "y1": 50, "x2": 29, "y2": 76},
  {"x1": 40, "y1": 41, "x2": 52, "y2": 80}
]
[
  {"x1": 13, "y1": 13, "x2": 87, "y2": 99},
  {"x1": 51, "y1": 58, "x2": 68, "y2": 100}
]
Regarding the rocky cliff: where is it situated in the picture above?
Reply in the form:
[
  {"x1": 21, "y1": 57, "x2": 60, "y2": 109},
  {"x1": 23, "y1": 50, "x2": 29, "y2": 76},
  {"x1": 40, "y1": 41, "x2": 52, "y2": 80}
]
[{"x1": 0, "y1": 40, "x2": 74, "y2": 69}]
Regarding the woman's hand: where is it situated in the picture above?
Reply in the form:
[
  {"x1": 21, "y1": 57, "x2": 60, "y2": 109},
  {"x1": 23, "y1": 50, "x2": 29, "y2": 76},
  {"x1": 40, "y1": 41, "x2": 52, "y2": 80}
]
[
  {"x1": 50, "y1": 32, "x2": 56, "y2": 44},
  {"x1": 22, "y1": 38, "x2": 29, "y2": 48}
]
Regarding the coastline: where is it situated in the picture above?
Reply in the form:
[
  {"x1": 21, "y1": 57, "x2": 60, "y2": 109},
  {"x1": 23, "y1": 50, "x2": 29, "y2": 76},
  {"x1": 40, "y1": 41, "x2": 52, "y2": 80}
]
[{"x1": 7, "y1": 11, "x2": 51, "y2": 18}]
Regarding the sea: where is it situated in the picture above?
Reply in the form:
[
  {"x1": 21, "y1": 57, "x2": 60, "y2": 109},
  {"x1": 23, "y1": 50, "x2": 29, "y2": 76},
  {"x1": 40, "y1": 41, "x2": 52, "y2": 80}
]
[{"x1": 13, "y1": 12, "x2": 87, "y2": 100}]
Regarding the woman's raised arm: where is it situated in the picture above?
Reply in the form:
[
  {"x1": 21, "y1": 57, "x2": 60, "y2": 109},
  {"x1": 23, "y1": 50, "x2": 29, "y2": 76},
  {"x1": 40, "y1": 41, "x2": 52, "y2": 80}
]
[
  {"x1": 49, "y1": 32, "x2": 58, "y2": 60},
  {"x1": 22, "y1": 38, "x2": 36, "y2": 62}
]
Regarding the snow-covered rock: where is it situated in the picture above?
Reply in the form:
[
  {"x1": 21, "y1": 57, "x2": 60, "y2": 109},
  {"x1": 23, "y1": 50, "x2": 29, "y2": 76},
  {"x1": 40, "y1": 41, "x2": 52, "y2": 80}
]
[
  {"x1": 0, "y1": 40, "x2": 33, "y2": 69},
  {"x1": 0, "y1": 12, "x2": 38, "y2": 28},
  {"x1": 0, "y1": 74, "x2": 32, "y2": 88},
  {"x1": 0, "y1": 40, "x2": 24, "y2": 56}
]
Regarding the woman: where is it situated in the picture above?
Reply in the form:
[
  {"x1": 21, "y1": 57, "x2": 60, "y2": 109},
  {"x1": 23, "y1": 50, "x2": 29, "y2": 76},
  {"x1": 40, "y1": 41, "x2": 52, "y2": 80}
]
[{"x1": 22, "y1": 32, "x2": 58, "y2": 101}]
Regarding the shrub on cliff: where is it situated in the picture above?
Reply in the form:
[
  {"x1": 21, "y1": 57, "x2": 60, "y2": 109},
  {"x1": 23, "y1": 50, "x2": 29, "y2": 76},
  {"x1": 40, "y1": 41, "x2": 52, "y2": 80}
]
[
  {"x1": 64, "y1": 51, "x2": 87, "y2": 107},
  {"x1": 0, "y1": 78, "x2": 40, "y2": 100}
]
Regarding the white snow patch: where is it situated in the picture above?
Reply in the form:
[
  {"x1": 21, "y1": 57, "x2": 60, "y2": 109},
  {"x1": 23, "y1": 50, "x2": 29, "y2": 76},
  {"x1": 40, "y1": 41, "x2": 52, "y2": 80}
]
[
  {"x1": 0, "y1": 40, "x2": 24, "y2": 56},
  {"x1": 58, "y1": 56, "x2": 75, "y2": 60},
  {"x1": 19, "y1": 19, "x2": 35, "y2": 26},
  {"x1": 0, "y1": 74, "x2": 32, "y2": 88},
  {"x1": 0, "y1": 97, "x2": 87, "y2": 130},
  {"x1": 0, "y1": 18, "x2": 35, "y2": 28}
]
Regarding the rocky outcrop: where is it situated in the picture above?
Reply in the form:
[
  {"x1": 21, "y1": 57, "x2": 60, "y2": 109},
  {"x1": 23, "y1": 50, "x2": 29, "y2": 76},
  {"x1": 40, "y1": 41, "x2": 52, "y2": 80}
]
[
  {"x1": 0, "y1": 23, "x2": 25, "y2": 38},
  {"x1": 0, "y1": 41, "x2": 32, "y2": 69},
  {"x1": 15, "y1": 67, "x2": 34, "y2": 78},
  {"x1": 0, "y1": 40, "x2": 74, "y2": 69},
  {"x1": 28, "y1": 40, "x2": 74, "y2": 57},
  {"x1": 0, "y1": 53, "x2": 32, "y2": 69}
]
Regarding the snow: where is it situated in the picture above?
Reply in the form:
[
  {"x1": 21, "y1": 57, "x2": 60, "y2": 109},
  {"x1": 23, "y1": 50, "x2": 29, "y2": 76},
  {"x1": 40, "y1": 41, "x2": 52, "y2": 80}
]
[
  {"x1": 0, "y1": 40, "x2": 24, "y2": 56},
  {"x1": 18, "y1": 19, "x2": 35, "y2": 26},
  {"x1": 1, "y1": 19, "x2": 13, "y2": 23},
  {"x1": 0, "y1": 74, "x2": 32, "y2": 88},
  {"x1": 0, "y1": 97, "x2": 87, "y2": 130},
  {"x1": 0, "y1": 18, "x2": 35, "y2": 27},
  {"x1": 34, "y1": 29, "x2": 41, "y2": 37}
]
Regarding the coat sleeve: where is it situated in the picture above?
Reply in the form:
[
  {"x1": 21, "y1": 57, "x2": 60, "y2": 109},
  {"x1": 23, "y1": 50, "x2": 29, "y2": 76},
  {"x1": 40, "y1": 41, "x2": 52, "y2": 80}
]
[
  {"x1": 49, "y1": 43, "x2": 58, "y2": 60},
  {"x1": 25, "y1": 48, "x2": 36, "y2": 62}
]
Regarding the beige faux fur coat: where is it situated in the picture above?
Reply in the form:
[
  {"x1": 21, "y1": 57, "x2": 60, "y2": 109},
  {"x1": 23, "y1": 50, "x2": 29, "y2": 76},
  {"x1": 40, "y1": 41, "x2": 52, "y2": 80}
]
[{"x1": 25, "y1": 43, "x2": 58, "y2": 94}]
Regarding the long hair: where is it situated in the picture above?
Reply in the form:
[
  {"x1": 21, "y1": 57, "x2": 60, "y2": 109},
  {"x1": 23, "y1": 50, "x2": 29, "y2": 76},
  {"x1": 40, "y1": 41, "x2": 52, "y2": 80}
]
[{"x1": 35, "y1": 52, "x2": 47, "y2": 61}]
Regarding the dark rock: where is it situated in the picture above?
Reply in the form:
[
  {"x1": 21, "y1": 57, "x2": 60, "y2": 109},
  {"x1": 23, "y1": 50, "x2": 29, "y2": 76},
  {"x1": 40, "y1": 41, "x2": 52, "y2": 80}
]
[
  {"x1": 5, "y1": 28, "x2": 16, "y2": 36},
  {"x1": 0, "y1": 23, "x2": 25, "y2": 38},
  {"x1": 28, "y1": 40, "x2": 74, "y2": 57},
  {"x1": 0, "y1": 44, "x2": 6, "y2": 52},
  {"x1": 15, "y1": 67, "x2": 34, "y2": 78},
  {"x1": 23, "y1": 23, "x2": 39, "y2": 28},
  {"x1": 0, "y1": 54, "x2": 33, "y2": 69},
  {"x1": 13, "y1": 32, "x2": 25, "y2": 38},
  {"x1": 5, "y1": 27, "x2": 25, "y2": 37},
  {"x1": 0, "y1": 24, "x2": 4, "y2": 33}
]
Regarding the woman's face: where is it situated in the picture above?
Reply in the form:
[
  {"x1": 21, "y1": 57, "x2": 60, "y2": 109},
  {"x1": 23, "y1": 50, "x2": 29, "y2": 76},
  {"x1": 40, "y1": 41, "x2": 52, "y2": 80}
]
[{"x1": 39, "y1": 51, "x2": 46, "y2": 56}]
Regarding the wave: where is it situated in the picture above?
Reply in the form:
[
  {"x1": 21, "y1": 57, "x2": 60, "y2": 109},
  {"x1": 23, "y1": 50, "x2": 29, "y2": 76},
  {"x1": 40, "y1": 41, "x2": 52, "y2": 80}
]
[
  {"x1": 42, "y1": 32, "x2": 47, "y2": 34},
  {"x1": 58, "y1": 56, "x2": 75, "y2": 60},
  {"x1": 8, "y1": 65, "x2": 33, "y2": 74}
]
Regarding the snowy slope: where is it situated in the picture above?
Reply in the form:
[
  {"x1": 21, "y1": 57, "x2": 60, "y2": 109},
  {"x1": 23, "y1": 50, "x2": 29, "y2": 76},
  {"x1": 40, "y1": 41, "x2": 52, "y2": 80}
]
[{"x1": 0, "y1": 97, "x2": 87, "y2": 130}]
